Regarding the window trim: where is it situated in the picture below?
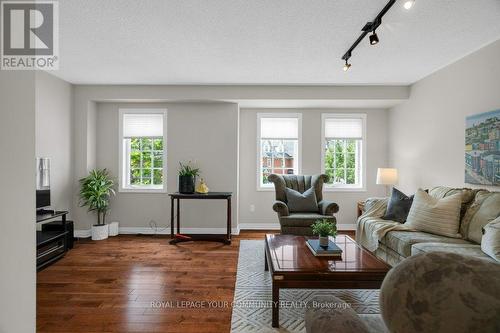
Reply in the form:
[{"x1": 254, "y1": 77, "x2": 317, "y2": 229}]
[
  {"x1": 256, "y1": 113, "x2": 302, "y2": 191},
  {"x1": 118, "y1": 108, "x2": 168, "y2": 193},
  {"x1": 321, "y1": 113, "x2": 367, "y2": 192}
]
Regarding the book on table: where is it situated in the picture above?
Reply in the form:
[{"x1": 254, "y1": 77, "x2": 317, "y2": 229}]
[{"x1": 306, "y1": 239, "x2": 343, "y2": 257}]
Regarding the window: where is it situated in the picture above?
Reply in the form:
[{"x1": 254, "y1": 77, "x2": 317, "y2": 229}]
[
  {"x1": 119, "y1": 109, "x2": 167, "y2": 192},
  {"x1": 257, "y1": 114, "x2": 301, "y2": 189},
  {"x1": 322, "y1": 114, "x2": 366, "y2": 190}
]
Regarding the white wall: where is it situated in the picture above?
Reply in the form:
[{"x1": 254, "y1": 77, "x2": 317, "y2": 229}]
[
  {"x1": 72, "y1": 84, "x2": 408, "y2": 232},
  {"x1": 35, "y1": 72, "x2": 73, "y2": 214},
  {"x1": 389, "y1": 39, "x2": 500, "y2": 193},
  {"x1": 0, "y1": 71, "x2": 36, "y2": 333},
  {"x1": 84, "y1": 101, "x2": 239, "y2": 232},
  {"x1": 239, "y1": 108, "x2": 389, "y2": 229}
]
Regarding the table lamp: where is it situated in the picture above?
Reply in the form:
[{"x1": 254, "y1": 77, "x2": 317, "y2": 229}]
[{"x1": 376, "y1": 168, "x2": 398, "y2": 195}]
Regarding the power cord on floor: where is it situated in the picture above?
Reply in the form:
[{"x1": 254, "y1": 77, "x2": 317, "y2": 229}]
[{"x1": 148, "y1": 219, "x2": 170, "y2": 235}]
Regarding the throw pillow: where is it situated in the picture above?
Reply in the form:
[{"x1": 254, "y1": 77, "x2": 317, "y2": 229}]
[
  {"x1": 382, "y1": 187, "x2": 413, "y2": 223},
  {"x1": 285, "y1": 187, "x2": 318, "y2": 213},
  {"x1": 405, "y1": 189, "x2": 462, "y2": 238},
  {"x1": 481, "y1": 218, "x2": 500, "y2": 262}
]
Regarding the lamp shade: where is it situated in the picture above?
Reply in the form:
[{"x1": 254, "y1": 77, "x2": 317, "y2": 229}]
[{"x1": 376, "y1": 168, "x2": 398, "y2": 185}]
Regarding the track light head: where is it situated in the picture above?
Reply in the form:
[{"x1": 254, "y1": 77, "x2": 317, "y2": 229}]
[
  {"x1": 343, "y1": 60, "x2": 351, "y2": 72},
  {"x1": 369, "y1": 31, "x2": 379, "y2": 45},
  {"x1": 403, "y1": 0, "x2": 415, "y2": 10}
]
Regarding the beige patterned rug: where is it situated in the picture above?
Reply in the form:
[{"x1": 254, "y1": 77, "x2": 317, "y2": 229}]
[{"x1": 230, "y1": 240, "x2": 387, "y2": 333}]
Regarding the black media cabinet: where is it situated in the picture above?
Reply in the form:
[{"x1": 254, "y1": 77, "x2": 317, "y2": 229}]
[{"x1": 36, "y1": 211, "x2": 69, "y2": 271}]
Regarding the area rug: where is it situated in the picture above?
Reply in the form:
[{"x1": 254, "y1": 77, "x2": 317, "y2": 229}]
[{"x1": 230, "y1": 240, "x2": 387, "y2": 333}]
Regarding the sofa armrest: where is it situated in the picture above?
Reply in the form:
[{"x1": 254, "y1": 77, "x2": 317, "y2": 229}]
[
  {"x1": 318, "y1": 200, "x2": 339, "y2": 216},
  {"x1": 362, "y1": 197, "x2": 389, "y2": 218},
  {"x1": 272, "y1": 200, "x2": 290, "y2": 217}
]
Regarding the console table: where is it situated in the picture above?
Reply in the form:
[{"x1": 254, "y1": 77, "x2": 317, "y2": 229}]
[{"x1": 169, "y1": 192, "x2": 232, "y2": 245}]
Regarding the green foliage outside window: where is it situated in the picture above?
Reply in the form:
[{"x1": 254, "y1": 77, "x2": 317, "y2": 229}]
[
  {"x1": 130, "y1": 137, "x2": 164, "y2": 186},
  {"x1": 325, "y1": 139, "x2": 358, "y2": 185}
]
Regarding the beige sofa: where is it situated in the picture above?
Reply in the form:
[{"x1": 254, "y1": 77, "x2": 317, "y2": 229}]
[{"x1": 357, "y1": 186, "x2": 499, "y2": 266}]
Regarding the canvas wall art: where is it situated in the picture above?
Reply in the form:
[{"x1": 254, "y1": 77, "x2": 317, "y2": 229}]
[{"x1": 465, "y1": 109, "x2": 500, "y2": 186}]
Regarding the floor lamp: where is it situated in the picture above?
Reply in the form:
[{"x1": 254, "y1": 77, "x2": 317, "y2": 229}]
[{"x1": 376, "y1": 168, "x2": 398, "y2": 196}]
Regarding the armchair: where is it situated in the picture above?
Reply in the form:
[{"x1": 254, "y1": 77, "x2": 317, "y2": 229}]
[{"x1": 268, "y1": 174, "x2": 339, "y2": 236}]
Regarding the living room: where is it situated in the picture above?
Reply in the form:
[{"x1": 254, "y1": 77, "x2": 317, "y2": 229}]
[{"x1": 1, "y1": 1, "x2": 499, "y2": 332}]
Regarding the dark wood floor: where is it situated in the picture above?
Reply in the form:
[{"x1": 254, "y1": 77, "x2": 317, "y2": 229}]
[{"x1": 37, "y1": 231, "x2": 354, "y2": 333}]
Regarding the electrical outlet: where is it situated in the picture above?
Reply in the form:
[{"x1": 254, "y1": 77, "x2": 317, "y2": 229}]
[{"x1": 250, "y1": 204, "x2": 255, "y2": 213}]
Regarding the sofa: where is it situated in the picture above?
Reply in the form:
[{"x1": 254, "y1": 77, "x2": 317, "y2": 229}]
[
  {"x1": 305, "y1": 251, "x2": 500, "y2": 333},
  {"x1": 356, "y1": 186, "x2": 500, "y2": 266},
  {"x1": 268, "y1": 174, "x2": 339, "y2": 236}
]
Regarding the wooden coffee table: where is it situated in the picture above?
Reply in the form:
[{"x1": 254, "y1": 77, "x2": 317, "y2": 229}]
[{"x1": 264, "y1": 234, "x2": 390, "y2": 328}]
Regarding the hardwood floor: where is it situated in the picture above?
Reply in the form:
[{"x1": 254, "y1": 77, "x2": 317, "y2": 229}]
[{"x1": 37, "y1": 231, "x2": 354, "y2": 333}]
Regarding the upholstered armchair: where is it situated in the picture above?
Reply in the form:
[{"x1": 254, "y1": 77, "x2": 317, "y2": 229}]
[{"x1": 268, "y1": 174, "x2": 339, "y2": 236}]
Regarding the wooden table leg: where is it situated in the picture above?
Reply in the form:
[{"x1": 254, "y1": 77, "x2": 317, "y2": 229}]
[
  {"x1": 170, "y1": 196, "x2": 174, "y2": 239},
  {"x1": 272, "y1": 281, "x2": 279, "y2": 328},
  {"x1": 176, "y1": 198, "x2": 180, "y2": 234},
  {"x1": 264, "y1": 250, "x2": 268, "y2": 271},
  {"x1": 226, "y1": 197, "x2": 231, "y2": 244}
]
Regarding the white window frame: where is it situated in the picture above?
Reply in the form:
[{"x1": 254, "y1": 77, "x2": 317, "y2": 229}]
[
  {"x1": 118, "y1": 108, "x2": 168, "y2": 193},
  {"x1": 256, "y1": 113, "x2": 302, "y2": 191},
  {"x1": 321, "y1": 113, "x2": 367, "y2": 192}
]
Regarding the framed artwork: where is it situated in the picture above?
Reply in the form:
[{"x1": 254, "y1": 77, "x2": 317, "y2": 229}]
[{"x1": 465, "y1": 109, "x2": 500, "y2": 186}]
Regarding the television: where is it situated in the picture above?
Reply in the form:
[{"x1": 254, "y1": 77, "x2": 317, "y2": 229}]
[{"x1": 36, "y1": 158, "x2": 51, "y2": 209}]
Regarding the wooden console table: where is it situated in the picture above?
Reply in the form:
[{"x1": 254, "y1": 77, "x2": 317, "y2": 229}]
[{"x1": 169, "y1": 192, "x2": 232, "y2": 245}]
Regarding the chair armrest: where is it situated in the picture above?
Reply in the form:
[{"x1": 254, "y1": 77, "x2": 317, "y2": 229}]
[
  {"x1": 272, "y1": 200, "x2": 289, "y2": 217},
  {"x1": 318, "y1": 200, "x2": 339, "y2": 216}
]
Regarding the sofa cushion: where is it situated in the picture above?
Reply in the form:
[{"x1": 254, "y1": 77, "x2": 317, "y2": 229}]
[
  {"x1": 429, "y1": 186, "x2": 477, "y2": 220},
  {"x1": 382, "y1": 187, "x2": 413, "y2": 223},
  {"x1": 461, "y1": 190, "x2": 500, "y2": 244},
  {"x1": 481, "y1": 218, "x2": 500, "y2": 261},
  {"x1": 411, "y1": 242, "x2": 496, "y2": 262},
  {"x1": 285, "y1": 187, "x2": 318, "y2": 213},
  {"x1": 380, "y1": 231, "x2": 469, "y2": 257},
  {"x1": 280, "y1": 213, "x2": 335, "y2": 227},
  {"x1": 405, "y1": 189, "x2": 462, "y2": 238}
]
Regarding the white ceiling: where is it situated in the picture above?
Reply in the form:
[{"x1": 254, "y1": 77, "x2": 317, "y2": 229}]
[{"x1": 54, "y1": 0, "x2": 500, "y2": 85}]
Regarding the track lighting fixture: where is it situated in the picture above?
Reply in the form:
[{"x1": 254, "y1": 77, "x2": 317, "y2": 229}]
[
  {"x1": 342, "y1": 0, "x2": 414, "y2": 71},
  {"x1": 343, "y1": 60, "x2": 351, "y2": 72},
  {"x1": 403, "y1": 0, "x2": 415, "y2": 10},
  {"x1": 369, "y1": 31, "x2": 379, "y2": 45}
]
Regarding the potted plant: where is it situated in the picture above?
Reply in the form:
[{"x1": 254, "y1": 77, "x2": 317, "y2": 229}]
[
  {"x1": 178, "y1": 161, "x2": 200, "y2": 194},
  {"x1": 312, "y1": 219, "x2": 338, "y2": 248},
  {"x1": 79, "y1": 169, "x2": 116, "y2": 241}
]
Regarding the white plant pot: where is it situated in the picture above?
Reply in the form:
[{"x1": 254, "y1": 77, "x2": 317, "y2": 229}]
[
  {"x1": 319, "y1": 236, "x2": 329, "y2": 247},
  {"x1": 92, "y1": 224, "x2": 109, "y2": 241},
  {"x1": 108, "y1": 221, "x2": 119, "y2": 236}
]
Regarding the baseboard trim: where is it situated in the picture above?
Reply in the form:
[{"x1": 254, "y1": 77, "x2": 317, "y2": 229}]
[
  {"x1": 73, "y1": 227, "x2": 240, "y2": 238},
  {"x1": 119, "y1": 227, "x2": 241, "y2": 235},
  {"x1": 239, "y1": 223, "x2": 281, "y2": 230},
  {"x1": 74, "y1": 229, "x2": 91, "y2": 238},
  {"x1": 74, "y1": 223, "x2": 354, "y2": 238},
  {"x1": 239, "y1": 223, "x2": 355, "y2": 231}
]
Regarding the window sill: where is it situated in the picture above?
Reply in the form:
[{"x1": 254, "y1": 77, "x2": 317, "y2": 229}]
[
  {"x1": 256, "y1": 187, "x2": 275, "y2": 192},
  {"x1": 323, "y1": 187, "x2": 367, "y2": 193},
  {"x1": 119, "y1": 187, "x2": 167, "y2": 194}
]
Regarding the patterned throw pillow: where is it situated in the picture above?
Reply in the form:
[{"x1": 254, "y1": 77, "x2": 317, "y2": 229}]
[
  {"x1": 405, "y1": 189, "x2": 462, "y2": 238},
  {"x1": 285, "y1": 187, "x2": 318, "y2": 213},
  {"x1": 382, "y1": 187, "x2": 413, "y2": 223},
  {"x1": 481, "y1": 218, "x2": 500, "y2": 262}
]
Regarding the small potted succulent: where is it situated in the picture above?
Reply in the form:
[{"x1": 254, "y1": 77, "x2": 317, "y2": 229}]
[
  {"x1": 312, "y1": 219, "x2": 338, "y2": 248},
  {"x1": 178, "y1": 161, "x2": 200, "y2": 194}
]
